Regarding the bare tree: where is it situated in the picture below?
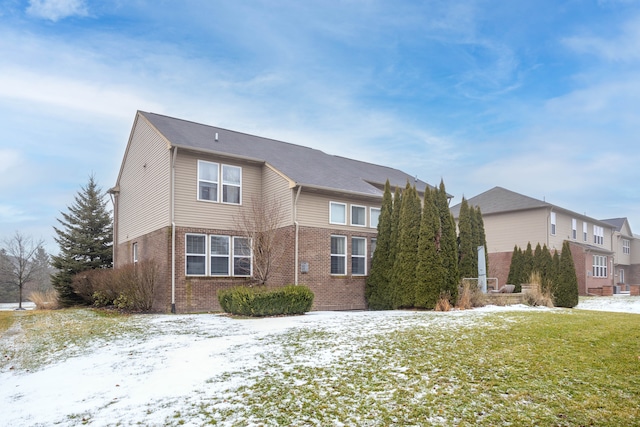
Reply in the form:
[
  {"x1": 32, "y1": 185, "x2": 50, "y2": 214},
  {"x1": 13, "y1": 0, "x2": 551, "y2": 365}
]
[
  {"x1": 234, "y1": 195, "x2": 287, "y2": 284},
  {"x1": 0, "y1": 232, "x2": 45, "y2": 309}
]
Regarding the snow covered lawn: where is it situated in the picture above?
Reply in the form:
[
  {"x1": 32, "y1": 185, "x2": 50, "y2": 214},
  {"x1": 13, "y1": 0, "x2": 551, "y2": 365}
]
[{"x1": 1, "y1": 297, "x2": 640, "y2": 426}]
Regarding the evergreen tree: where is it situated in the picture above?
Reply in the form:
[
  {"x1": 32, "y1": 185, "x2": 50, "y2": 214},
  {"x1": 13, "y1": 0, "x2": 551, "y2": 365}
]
[
  {"x1": 366, "y1": 180, "x2": 394, "y2": 309},
  {"x1": 537, "y1": 244, "x2": 554, "y2": 294},
  {"x1": 555, "y1": 241, "x2": 579, "y2": 308},
  {"x1": 435, "y1": 180, "x2": 459, "y2": 303},
  {"x1": 516, "y1": 242, "x2": 534, "y2": 292},
  {"x1": 415, "y1": 187, "x2": 444, "y2": 309},
  {"x1": 457, "y1": 197, "x2": 474, "y2": 279},
  {"x1": 552, "y1": 249, "x2": 561, "y2": 286},
  {"x1": 506, "y1": 245, "x2": 521, "y2": 286},
  {"x1": 51, "y1": 175, "x2": 113, "y2": 306},
  {"x1": 388, "y1": 186, "x2": 403, "y2": 306},
  {"x1": 393, "y1": 184, "x2": 421, "y2": 308}
]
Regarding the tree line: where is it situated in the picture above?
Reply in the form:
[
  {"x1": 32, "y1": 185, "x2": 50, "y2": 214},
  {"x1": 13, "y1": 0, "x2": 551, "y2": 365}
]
[{"x1": 366, "y1": 180, "x2": 487, "y2": 310}]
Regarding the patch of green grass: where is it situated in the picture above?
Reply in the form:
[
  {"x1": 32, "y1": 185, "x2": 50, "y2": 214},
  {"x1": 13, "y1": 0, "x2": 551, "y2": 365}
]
[{"x1": 194, "y1": 310, "x2": 640, "y2": 426}]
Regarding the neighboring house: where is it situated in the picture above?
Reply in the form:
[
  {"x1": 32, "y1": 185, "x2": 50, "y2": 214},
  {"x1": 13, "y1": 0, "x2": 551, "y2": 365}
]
[
  {"x1": 450, "y1": 187, "x2": 619, "y2": 296},
  {"x1": 110, "y1": 111, "x2": 435, "y2": 313},
  {"x1": 601, "y1": 218, "x2": 640, "y2": 291}
]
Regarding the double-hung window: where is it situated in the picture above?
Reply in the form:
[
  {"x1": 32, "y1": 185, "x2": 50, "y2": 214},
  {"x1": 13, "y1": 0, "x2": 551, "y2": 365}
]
[
  {"x1": 197, "y1": 160, "x2": 241, "y2": 204},
  {"x1": 370, "y1": 208, "x2": 381, "y2": 229},
  {"x1": 197, "y1": 161, "x2": 219, "y2": 202},
  {"x1": 583, "y1": 222, "x2": 588, "y2": 242},
  {"x1": 331, "y1": 235, "x2": 347, "y2": 275},
  {"x1": 572, "y1": 219, "x2": 577, "y2": 240},
  {"x1": 186, "y1": 234, "x2": 207, "y2": 275},
  {"x1": 222, "y1": 165, "x2": 241, "y2": 204},
  {"x1": 210, "y1": 235, "x2": 230, "y2": 276},
  {"x1": 352, "y1": 237, "x2": 367, "y2": 275},
  {"x1": 593, "y1": 255, "x2": 607, "y2": 278},
  {"x1": 330, "y1": 202, "x2": 347, "y2": 225},
  {"x1": 623, "y1": 239, "x2": 631, "y2": 255},
  {"x1": 233, "y1": 237, "x2": 252, "y2": 276},
  {"x1": 550, "y1": 212, "x2": 556, "y2": 235},
  {"x1": 351, "y1": 205, "x2": 366, "y2": 227},
  {"x1": 593, "y1": 226, "x2": 604, "y2": 245}
]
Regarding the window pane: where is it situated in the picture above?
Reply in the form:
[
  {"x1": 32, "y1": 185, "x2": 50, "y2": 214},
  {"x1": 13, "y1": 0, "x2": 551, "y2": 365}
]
[
  {"x1": 187, "y1": 255, "x2": 206, "y2": 275},
  {"x1": 187, "y1": 235, "x2": 206, "y2": 254},
  {"x1": 234, "y1": 257, "x2": 251, "y2": 276},
  {"x1": 222, "y1": 165, "x2": 241, "y2": 184},
  {"x1": 211, "y1": 236, "x2": 229, "y2": 255},
  {"x1": 234, "y1": 237, "x2": 251, "y2": 256},
  {"x1": 370, "y1": 208, "x2": 380, "y2": 228},
  {"x1": 199, "y1": 161, "x2": 218, "y2": 182},
  {"x1": 199, "y1": 182, "x2": 218, "y2": 201},
  {"x1": 330, "y1": 203, "x2": 346, "y2": 224},
  {"x1": 352, "y1": 237, "x2": 366, "y2": 256},
  {"x1": 371, "y1": 238, "x2": 377, "y2": 257},
  {"x1": 352, "y1": 257, "x2": 365, "y2": 275},
  {"x1": 331, "y1": 236, "x2": 346, "y2": 254},
  {"x1": 331, "y1": 256, "x2": 345, "y2": 274},
  {"x1": 211, "y1": 257, "x2": 229, "y2": 275},
  {"x1": 223, "y1": 185, "x2": 240, "y2": 204},
  {"x1": 351, "y1": 206, "x2": 366, "y2": 226}
]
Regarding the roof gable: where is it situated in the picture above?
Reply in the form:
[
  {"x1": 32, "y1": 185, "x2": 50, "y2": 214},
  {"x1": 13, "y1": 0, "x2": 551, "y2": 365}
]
[
  {"x1": 140, "y1": 111, "x2": 433, "y2": 197},
  {"x1": 450, "y1": 186, "x2": 550, "y2": 217}
]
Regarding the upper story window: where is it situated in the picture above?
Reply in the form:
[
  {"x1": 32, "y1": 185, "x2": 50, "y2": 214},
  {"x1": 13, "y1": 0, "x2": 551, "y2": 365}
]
[
  {"x1": 593, "y1": 255, "x2": 607, "y2": 278},
  {"x1": 370, "y1": 208, "x2": 381, "y2": 229},
  {"x1": 593, "y1": 225, "x2": 604, "y2": 245},
  {"x1": 583, "y1": 222, "x2": 588, "y2": 242},
  {"x1": 572, "y1": 219, "x2": 577, "y2": 240},
  {"x1": 132, "y1": 242, "x2": 138, "y2": 263},
  {"x1": 330, "y1": 202, "x2": 347, "y2": 225},
  {"x1": 550, "y1": 212, "x2": 556, "y2": 235},
  {"x1": 623, "y1": 239, "x2": 631, "y2": 255},
  {"x1": 197, "y1": 160, "x2": 241, "y2": 205},
  {"x1": 351, "y1": 205, "x2": 366, "y2": 227}
]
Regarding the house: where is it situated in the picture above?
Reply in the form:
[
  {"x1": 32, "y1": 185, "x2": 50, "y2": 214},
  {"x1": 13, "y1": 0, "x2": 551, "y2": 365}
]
[
  {"x1": 601, "y1": 218, "x2": 640, "y2": 291},
  {"x1": 110, "y1": 111, "x2": 435, "y2": 313},
  {"x1": 450, "y1": 187, "x2": 621, "y2": 296}
]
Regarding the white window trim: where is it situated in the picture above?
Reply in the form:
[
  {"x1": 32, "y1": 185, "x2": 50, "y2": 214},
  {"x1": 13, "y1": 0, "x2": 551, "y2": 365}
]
[
  {"x1": 593, "y1": 225, "x2": 604, "y2": 245},
  {"x1": 132, "y1": 242, "x2": 138, "y2": 263},
  {"x1": 197, "y1": 160, "x2": 242, "y2": 205},
  {"x1": 593, "y1": 255, "x2": 607, "y2": 278},
  {"x1": 623, "y1": 239, "x2": 631, "y2": 255},
  {"x1": 351, "y1": 237, "x2": 367, "y2": 276},
  {"x1": 197, "y1": 160, "x2": 219, "y2": 203},
  {"x1": 221, "y1": 164, "x2": 242, "y2": 205},
  {"x1": 550, "y1": 212, "x2": 556, "y2": 236},
  {"x1": 350, "y1": 204, "x2": 367, "y2": 227},
  {"x1": 370, "y1": 208, "x2": 381, "y2": 229},
  {"x1": 330, "y1": 235, "x2": 347, "y2": 275},
  {"x1": 329, "y1": 202, "x2": 347, "y2": 225},
  {"x1": 583, "y1": 222, "x2": 588, "y2": 242},
  {"x1": 210, "y1": 235, "x2": 231, "y2": 277},
  {"x1": 185, "y1": 233, "x2": 207, "y2": 276},
  {"x1": 232, "y1": 236, "x2": 252, "y2": 277},
  {"x1": 572, "y1": 219, "x2": 577, "y2": 240}
]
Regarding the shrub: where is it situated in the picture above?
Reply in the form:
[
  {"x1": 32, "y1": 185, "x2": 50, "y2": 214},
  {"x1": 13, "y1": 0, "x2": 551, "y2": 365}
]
[
  {"x1": 456, "y1": 280, "x2": 486, "y2": 310},
  {"x1": 523, "y1": 272, "x2": 555, "y2": 308},
  {"x1": 29, "y1": 290, "x2": 59, "y2": 310},
  {"x1": 218, "y1": 285, "x2": 314, "y2": 316},
  {"x1": 435, "y1": 292, "x2": 452, "y2": 312}
]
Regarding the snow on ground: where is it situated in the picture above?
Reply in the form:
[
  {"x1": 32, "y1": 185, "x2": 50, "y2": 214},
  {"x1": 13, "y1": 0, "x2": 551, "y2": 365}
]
[{"x1": 1, "y1": 297, "x2": 639, "y2": 426}]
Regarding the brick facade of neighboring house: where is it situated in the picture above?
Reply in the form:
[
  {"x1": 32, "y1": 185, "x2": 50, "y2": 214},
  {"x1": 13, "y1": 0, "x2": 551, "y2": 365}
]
[{"x1": 111, "y1": 111, "x2": 436, "y2": 313}]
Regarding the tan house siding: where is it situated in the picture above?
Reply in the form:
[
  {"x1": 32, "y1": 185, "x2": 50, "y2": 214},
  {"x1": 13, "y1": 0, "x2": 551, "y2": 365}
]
[
  {"x1": 296, "y1": 191, "x2": 381, "y2": 231},
  {"x1": 261, "y1": 165, "x2": 294, "y2": 226},
  {"x1": 173, "y1": 151, "x2": 264, "y2": 230},
  {"x1": 483, "y1": 209, "x2": 548, "y2": 253},
  {"x1": 116, "y1": 116, "x2": 171, "y2": 245}
]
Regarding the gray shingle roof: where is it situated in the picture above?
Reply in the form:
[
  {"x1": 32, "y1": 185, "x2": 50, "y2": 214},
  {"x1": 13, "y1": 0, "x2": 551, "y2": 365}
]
[
  {"x1": 140, "y1": 111, "x2": 433, "y2": 197},
  {"x1": 450, "y1": 186, "x2": 550, "y2": 217},
  {"x1": 600, "y1": 218, "x2": 626, "y2": 232}
]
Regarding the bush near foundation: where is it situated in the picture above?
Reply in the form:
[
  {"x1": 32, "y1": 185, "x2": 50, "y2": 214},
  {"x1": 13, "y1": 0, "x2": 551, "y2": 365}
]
[{"x1": 218, "y1": 285, "x2": 314, "y2": 316}]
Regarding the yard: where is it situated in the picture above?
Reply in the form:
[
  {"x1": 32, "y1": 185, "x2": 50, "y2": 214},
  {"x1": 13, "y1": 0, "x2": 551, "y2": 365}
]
[{"x1": 1, "y1": 297, "x2": 640, "y2": 426}]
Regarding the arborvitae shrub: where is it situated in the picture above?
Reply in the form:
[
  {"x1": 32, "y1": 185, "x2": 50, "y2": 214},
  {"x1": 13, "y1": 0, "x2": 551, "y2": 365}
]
[{"x1": 218, "y1": 285, "x2": 314, "y2": 316}]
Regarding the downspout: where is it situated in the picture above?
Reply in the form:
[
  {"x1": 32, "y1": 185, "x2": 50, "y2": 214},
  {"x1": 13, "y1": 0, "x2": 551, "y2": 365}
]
[
  {"x1": 170, "y1": 146, "x2": 178, "y2": 313},
  {"x1": 109, "y1": 191, "x2": 117, "y2": 267},
  {"x1": 294, "y1": 185, "x2": 302, "y2": 285}
]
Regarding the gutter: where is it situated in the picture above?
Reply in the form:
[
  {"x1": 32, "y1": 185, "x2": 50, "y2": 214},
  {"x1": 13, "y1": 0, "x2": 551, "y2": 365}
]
[
  {"x1": 294, "y1": 186, "x2": 302, "y2": 285},
  {"x1": 170, "y1": 146, "x2": 178, "y2": 313}
]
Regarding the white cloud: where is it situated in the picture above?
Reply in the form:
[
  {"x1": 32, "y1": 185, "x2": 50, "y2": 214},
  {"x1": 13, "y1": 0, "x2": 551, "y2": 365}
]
[
  {"x1": 26, "y1": 0, "x2": 88, "y2": 21},
  {"x1": 563, "y1": 15, "x2": 640, "y2": 62}
]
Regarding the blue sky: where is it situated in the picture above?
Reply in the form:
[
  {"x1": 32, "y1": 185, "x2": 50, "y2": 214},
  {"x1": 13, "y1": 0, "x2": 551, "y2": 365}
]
[{"x1": 2, "y1": 0, "x2": 640, "y2": 254}]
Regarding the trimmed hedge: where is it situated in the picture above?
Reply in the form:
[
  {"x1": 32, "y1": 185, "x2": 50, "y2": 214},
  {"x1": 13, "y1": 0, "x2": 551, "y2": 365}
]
[{"x1": 218, "y1": 285, "x2": 314, "y2": 317}]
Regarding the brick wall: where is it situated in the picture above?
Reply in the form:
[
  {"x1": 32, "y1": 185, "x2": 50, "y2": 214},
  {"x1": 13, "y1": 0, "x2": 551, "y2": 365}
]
[{"x1": 487, "y1": 251, "x2": 512, "y2": 288}]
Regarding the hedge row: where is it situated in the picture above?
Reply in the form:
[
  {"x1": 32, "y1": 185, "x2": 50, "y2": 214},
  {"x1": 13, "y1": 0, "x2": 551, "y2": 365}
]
[{"x1": 218, "y1": 285, "x2": 314, "y2": 316}]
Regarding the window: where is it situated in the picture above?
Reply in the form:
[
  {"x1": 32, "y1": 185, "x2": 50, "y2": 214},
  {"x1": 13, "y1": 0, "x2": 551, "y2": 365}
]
[
  {"x1": 593, "y1": 255, "x2": 607, "y2": 278},
  {"x1": 331, "y1": 235, "x2": 346, "y2": 275},
  {"x1": 210, "y1": 235, "x2": 230, "y2": 276},
  {"x1": 550, "y1": 212, "x2": 556, "y2": 235},
  {"x1": 186, "y1": 234, "x2": 252, "y2": 277},
  {"x1": 583, "y1": 222, "x2": 588, "y2": 242},
  {"x1": 623, "y1": 239, "x2": 631, "y2": 254},
  {"x1": 197, "y1": 160, "x2": 219, "y2": 202},
  {"x1": 222, "y1": 165, "x2": 241, "y2": 204},
  {"x1": 186, "y1": 234, "x2": 207, "y2": 275},
  {"x1": 197, "y1": 160, "x2": 241, "y2": 204},
  {"x1": 132, "y1": 242, "x2": 138, "y2": 263},
  {"x1": 370, "y1": 208, "x2": 381, "y2": 229},
  {"x1": 352, "y1": 237, "x2": 367, "y2": 275},
  {"x1": 572, "y1": 219, "x2": 577, "y2": 240},
  {"x1": 620, "y1": 269, "x2": 625, "y2": 284},
  {"x1": 330, "y1": 202, "x2": 347, "y2": 225},
  {"x1": 371, "y1": 238, "x2": 377, "y2": 258},
  {"x1": 351, "y1": 205, "x2": 366, "y2": 227},
  {"x1": 233, "y1": 237, "x2": 252, "y2": 276},
  {"x1": 593, "y1": 226, "x2": 604, "y2": 245}
]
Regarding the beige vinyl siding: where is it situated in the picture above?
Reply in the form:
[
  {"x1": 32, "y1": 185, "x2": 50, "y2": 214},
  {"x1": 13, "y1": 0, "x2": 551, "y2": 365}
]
[
  {"x1": 262, "y1": 166, "x2": 293, "y2": 227},
  {"x1": 483, "y1": 209, "x2": 549, "y2": 253},
  {"x1": 296, "y1": 191, "x2": 381, "y2": 231},
  {"x1": 173, "y1": 151, "x2": 263, "y2": 230},
  {"x1": 117, "y1": 117, "x2": 171, "y2": 243},
  {"x1": 615, "y1": 235, "x2": 632, "y2": 266}
]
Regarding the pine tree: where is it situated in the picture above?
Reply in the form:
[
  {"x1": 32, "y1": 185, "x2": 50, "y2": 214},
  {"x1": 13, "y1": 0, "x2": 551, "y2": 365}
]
[
  {"x1": 393, "y1": 184, "x2": 421, "y2": 308},
  {"x1": 388, "y1": 186, "x2": 403, "y2": 306},
  {"x1": 415, "y1": 187, "x2": 444, "y2": 309},
  {"x1": 555, "y1": 241, "x2": 579, "y2": 308},
  {"x1": 538, "y1": 244, "x2": 554, "y2": 294},
  {"x1": 516, "y1": 242, "x2": 534, "y2": 292},
  {"x1": 366, "y1": 180, "x2": 394, "y2": 309},
  {"x1": 51, "y1": 175, "x2": 113, "y2": 306},
  {"x1": 435, "y1": 180, "x2": 459, "y2": 303},
  {"x1": 507, "y1": 245, "x2": 521, "y2": 287},
  {"x1": 457, "y1": 197, "x2": 474, "y2": 279}
]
